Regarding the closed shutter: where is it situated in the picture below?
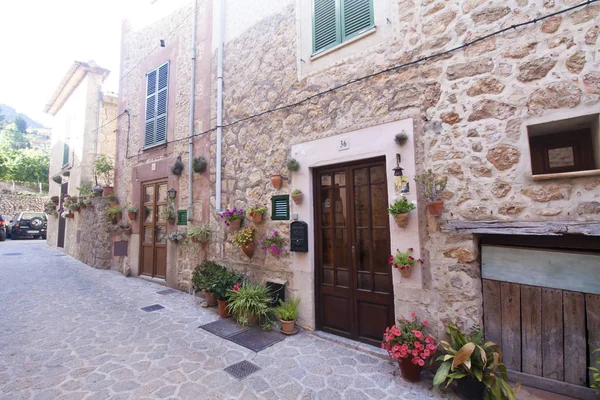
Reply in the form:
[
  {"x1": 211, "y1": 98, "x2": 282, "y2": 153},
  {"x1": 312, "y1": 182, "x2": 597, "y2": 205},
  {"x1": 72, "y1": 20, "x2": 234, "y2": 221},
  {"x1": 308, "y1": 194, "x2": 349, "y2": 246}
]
[
  {"x1": 271, "y1": 195, "x2": 290, "y2": 220},
  {"x1": 341, "y1": 0, "x2": 373, "y2": 40},
  {"x1": 313, "y1": 0, "x2": 339, "y2": 53},
  {"x1": 144, "y1": 62, "x2": 169, "y2": 147}
]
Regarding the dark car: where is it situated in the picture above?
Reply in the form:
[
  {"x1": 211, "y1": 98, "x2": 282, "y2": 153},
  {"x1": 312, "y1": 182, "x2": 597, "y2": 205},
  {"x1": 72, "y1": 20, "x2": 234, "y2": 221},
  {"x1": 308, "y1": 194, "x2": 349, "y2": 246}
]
[
  {"x1": 6, "y1": 212, "x2": 47, "y2": 240},
  {"x1": 0, "y1": 215, "x2": 6, "y2": 241}
]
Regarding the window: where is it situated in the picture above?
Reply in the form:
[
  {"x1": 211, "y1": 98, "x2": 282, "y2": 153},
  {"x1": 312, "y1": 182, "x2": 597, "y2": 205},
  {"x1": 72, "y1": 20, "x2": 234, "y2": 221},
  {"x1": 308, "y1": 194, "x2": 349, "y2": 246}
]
[
  {"x1": 144, "y1": 62, "x2": 169, "y2": 148},
  {"x1": 313, "y1": 0, "x2": 374, "y2": 54},
  {"x1": 527, "y1": 114, "x2": 600, "y2": 177},
  {"x1": 271, "y1": 195, "x2": 290, "y2": 220},
  {"x1": 62, "y1": 142, "x2": 69, "y2": 167}
]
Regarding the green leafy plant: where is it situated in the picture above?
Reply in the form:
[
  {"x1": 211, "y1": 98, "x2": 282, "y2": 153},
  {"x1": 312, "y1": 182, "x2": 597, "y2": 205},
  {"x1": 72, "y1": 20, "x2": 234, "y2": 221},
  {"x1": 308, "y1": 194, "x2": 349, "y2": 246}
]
[
  {"x1": 433, "y1": 323, "x2": 518, "y2": 400},
  {"x1": 590, "y1": 348, "x2": 600, "y2": 393},
  {"x1": 415, "y1": 169, "x2": 448, "y2": 202},
  {"x1": 291, "y1": 189, "x2": 302, "y2": 195},
  {"x1": 93, "y1": 155, "x2": 114, "y2": 187},
  {"x1": 387, "y1": 197, "x2": 416, "y2": 216},
  {"x1": 50, "y1": 195, "x2": 60, "y2": 204},
  {"x1": 209, "y1": 269, "x2": 243, "y2": 301},
  {"x1": 389, "y1": 247, "x2": 423, "y2": 272},
  {"x1": 228, "y1": 282, "x2": 273, "y2": 326},
  {"x1": 192, "y1": 156, "x2": 207, "y2": 173},
  {"x1": 127, "y1": 206, "x2": 138, "y2": 213},
  {"x1": 395, "y1": 132, "x2": 409, "y2": 146},
  {"x1": 161, "y1": 202, "x2": 177, "y2": 221},
  {"x1": 165, "y1": 229, "x2": 187, "y2": 243},
  {"x1": 192, "y1": 261, "x2": 225, "y2": 292},
  {"x1": 232, "y1": 227, "x2": 254, "y2": 248},
  {"x1": 77, "y1": 183, "x2": 93, "y2": 199},
  {"x1": 106, "y1": 193, "x2": 117, "y2": 201},
  {"x1": 287, "y1": 158, "x2": 300, "y2": 171},
  {"x1": 104, "y1": 205, "x2": 122, "y2": 224},
  {"x1": 272, "y1": 297, "x2": 300, "y2": 321},
  {"x1": 246, "y1": 204, "x2": 267, "y2": 217},
  {"x1": 186, "y1": 224, "x2": 212, "y2": 244}
]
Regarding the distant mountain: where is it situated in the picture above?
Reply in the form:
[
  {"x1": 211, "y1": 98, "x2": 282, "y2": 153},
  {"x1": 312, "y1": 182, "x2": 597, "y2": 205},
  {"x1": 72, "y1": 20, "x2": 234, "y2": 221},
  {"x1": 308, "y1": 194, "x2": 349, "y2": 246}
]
[{"x1": 0, "y1": 104, "x2": 45, "y2": 129}]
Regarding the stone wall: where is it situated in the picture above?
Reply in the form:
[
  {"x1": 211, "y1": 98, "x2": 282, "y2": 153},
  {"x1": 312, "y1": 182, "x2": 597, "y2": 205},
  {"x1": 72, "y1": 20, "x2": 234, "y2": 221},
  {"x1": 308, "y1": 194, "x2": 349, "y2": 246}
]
[{"x1": 0, "y1": 190, "x2": 46, "y2": 218}]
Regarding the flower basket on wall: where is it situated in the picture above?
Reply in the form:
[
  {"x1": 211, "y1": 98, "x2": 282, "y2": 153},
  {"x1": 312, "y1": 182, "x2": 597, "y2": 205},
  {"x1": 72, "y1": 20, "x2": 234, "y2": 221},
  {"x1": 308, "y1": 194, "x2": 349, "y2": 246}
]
[
  {"x1": 246, "y1": 204, "x2": 267, "y2": 224},
  {"x1": 389, "y1": 248, "x2": 423, "y2": 279},
  {"x1": 220, "y1": 208, "x2": 244, "y2": 230},
  {"x1": 415, "y1": 170, "x2": 447, "y2": 217},
  {"x1": 291, "y1": 189, "x2": 303, "y2": 205},
  {"x1": 232, "y1": 228, "x2": 255, "y2": 258},
  {"x1": 387, "y1": 197, "x2": 415, "y2": 228},
  {"x1": 271, "y1": 174, "x2": 282, "y2": 189}
]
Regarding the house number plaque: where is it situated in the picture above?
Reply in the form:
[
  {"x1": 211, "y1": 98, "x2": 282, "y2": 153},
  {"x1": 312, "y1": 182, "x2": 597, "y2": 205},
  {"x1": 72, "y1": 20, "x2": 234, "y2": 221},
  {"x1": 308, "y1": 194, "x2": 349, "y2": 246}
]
[{"x1": 338, "y1": 137, "x2": 350, "y2": 151}]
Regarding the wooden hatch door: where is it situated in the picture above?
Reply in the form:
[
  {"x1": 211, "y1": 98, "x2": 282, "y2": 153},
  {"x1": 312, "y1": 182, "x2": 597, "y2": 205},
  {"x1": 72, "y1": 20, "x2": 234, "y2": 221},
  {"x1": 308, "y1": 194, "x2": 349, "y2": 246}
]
[{"x1": 140, "y1": 181, "x2": 168, "y2": 279}]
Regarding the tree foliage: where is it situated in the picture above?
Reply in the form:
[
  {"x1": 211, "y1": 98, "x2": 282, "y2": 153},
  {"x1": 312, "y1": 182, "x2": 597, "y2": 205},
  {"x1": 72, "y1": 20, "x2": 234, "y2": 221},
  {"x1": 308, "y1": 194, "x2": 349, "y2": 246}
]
[
  {"x1": 14, "y1": 115, "x2": 28, "y2": 132},
  {"x1": 0, "y1": 124, "x2": 48, "y2": 184},
  {"x1": 0, "y1": 123, "x2": 30, "y2": 150}
]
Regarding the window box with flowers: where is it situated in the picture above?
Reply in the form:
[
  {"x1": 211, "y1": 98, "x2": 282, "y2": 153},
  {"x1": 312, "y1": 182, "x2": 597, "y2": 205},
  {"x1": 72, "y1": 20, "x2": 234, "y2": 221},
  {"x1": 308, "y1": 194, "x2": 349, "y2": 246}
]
[
  {"x1": 232, "y1": 227, "x2": 255, "y2": 258},
  {"x1": 389, "y1": 248, "x2": 423, "y2": 278},
  {"x1": 220, "y1": 208, "x2": 245, "y2": 230},
  {"x1": 260, "y1": 230, "x2": 284, "y2": 257},
  {"x1": 246, "y1": 204, "x2": 267, "y2": 224}
]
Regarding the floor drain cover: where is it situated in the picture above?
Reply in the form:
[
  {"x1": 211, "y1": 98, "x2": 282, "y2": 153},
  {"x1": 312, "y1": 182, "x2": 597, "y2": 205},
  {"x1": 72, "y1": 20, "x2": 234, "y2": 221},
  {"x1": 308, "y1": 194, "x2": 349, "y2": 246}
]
[
  {"x1": 2, "y1": 253, "x2": 22, "y2": 256},
  {"x1": 157, "y1": 289, "x2": 177, "y2": 295},
  {"x1": 199, "y1": 318, "x2": 247, "y2": 339},
  {"x1": 228, "y1": 327, "x2": 286, "y2": 352},
  {"x1": 224, "y1": 360, "x2": 261, "y2": 380},
  {"x1": 55, "y1": 254, "x2": 67, "y2": 257},
  {"x1": 141, "y1": 304, "x2": 165, "y2": 312}
]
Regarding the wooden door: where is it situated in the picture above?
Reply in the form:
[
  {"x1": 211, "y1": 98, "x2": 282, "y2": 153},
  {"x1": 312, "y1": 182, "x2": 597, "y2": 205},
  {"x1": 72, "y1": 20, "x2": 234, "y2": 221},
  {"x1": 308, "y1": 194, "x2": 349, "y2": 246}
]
[
  {"x1": 57, "y1": 182, "x2": 68, "y2": 248},
  {"x1": 314, "y1": 158, "x2": 394, "y2": 346},
  {"x1": 140, "y1": 181, "x2": 168, "y2": 279}
]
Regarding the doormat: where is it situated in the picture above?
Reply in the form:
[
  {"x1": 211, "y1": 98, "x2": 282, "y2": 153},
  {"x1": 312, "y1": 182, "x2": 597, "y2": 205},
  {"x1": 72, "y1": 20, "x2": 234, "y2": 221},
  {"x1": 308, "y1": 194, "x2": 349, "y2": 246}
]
[
  {"x1": 224, "y1": 360, "x2": 261, "y2": 380},
  {"x1": 228, "y1": 328, "x2": 286, "y2": 352},
  {"x1": 2, "y1": 253, "x2": 22, "y2": 256},
  {"x1": 157, "y1": 289, "x2": 177, "y2": 295},
  {"x1": 199, "y1": 318, "x2": 247, "y2": 339},
  {"x1": 141, "y1": 304, "x2": 165, "y2": 312}
]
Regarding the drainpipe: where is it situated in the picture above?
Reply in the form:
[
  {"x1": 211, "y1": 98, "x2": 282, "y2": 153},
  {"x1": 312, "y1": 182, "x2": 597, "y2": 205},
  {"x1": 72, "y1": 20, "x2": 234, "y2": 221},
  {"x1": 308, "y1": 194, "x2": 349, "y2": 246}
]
[
  {"x1": 188, "y1": 0, "x2": 198, "y2": 221},
  {"x1": 94, "y1": 88, "x2": 102, "y2": 187},
  {"x1": 215, "y1": 0, "x2": 224, "y2": 213}
]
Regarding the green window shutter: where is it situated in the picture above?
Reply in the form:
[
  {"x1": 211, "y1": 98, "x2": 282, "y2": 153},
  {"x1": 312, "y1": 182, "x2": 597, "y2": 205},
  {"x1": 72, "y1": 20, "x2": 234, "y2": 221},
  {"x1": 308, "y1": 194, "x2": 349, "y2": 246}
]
[
  {"x1": 313, "y1": 0, "x2": 340, "y2": 53},
  {"x1": 341, "y1": 0, "x2": 373, "y2": 41},
  {"x1": 144, "y1": 62, "x2": 169, "y2": 148},
  {"x1": 271, "y1": 195, "x2": 290, "y2": 221}
]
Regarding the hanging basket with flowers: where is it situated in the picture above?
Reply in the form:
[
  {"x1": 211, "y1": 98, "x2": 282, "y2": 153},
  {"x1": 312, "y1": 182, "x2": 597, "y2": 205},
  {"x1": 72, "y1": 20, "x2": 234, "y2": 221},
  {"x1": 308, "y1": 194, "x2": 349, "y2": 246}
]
[
  {"x1": 389, "y1": 248, "x2": 423, "y2": 278},
  {"x1": 220, "y1": 208, "x2": 245, "y2": 230},
  {"x1": 232, "y1": 227, "x2": 255, "y2": 258},
  {"x1": 246, "y1": 204, "x2": 267, "y2": 224},
  {"x1": 260, "y1": 230, "x2": 284, "y2": 257}
]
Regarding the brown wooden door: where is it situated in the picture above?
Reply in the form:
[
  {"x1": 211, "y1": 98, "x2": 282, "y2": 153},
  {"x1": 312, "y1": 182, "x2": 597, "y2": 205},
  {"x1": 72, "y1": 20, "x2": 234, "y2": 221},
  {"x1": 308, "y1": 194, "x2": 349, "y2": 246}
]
[
  {"x1": 57, "y1": 182, "x2": 68, "y2": 248},
  {"x1": 314, "y1": 158, "x2": 394, "y2": 346},
  {"x1": 140, "y1": 181, "x2": 168, "y2": 279}
]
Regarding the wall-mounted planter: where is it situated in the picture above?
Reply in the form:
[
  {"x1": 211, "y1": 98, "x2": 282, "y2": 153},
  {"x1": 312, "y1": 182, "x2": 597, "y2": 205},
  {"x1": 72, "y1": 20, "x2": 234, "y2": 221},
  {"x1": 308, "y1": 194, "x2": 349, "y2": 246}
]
[
  {"x1": 426, "y1": 200, "x2": 444, "y2": 216},
  {"x1": 271, "y1": 174, "x2": 282, "y2": 189},
  {"x1": 251, "y1": 214, "x2": 263, "y2": 224},
  {"x1": 192, "y1": 156, "x2": 207, "y2": 173},
  {"x1": 102, "y1": 186, "x2": 114, "y2": 196},
  {"x1": 393, "y1": 213, "x2": 410, "y2": 228},
  {"x1": 400, "y1": 269, "x2": 412, "y2": 279},
  {"x1": 228, "y1": 219, "x2": 242, "y2": 230},
  {"x1": 241, "y1": 242, "x2": 255, "y2": 258},
  {"x1": 128, "y1": 212, "x2": 137, "y2": 221},
  {"x1": 171, "y1": 155, "x2": 184, "y2": 176},
  {"x1": 291, "y1": 193, "x2": 303, "y2": 205}
]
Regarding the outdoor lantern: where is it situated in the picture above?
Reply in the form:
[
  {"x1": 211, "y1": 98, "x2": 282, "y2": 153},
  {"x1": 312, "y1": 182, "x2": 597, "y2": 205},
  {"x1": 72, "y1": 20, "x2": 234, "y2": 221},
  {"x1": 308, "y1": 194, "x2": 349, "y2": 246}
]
[
  {"x1": 167, "y1": 188, "x2": 177, "y2": 200},
  {"x1": 392, "y1": 154, "x2": 410, "y2": 195}
]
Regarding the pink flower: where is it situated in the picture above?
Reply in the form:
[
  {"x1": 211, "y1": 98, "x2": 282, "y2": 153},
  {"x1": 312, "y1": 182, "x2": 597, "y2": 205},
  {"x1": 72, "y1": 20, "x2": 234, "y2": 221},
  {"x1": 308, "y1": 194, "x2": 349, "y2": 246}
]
[
  {"x1": 408, "y1": 248, "x2": 414, "y2": 251},
  {"x1": 391, "y1": 326, "x2": 401, "y2": 336},
  {"x1": 423, "y1": 349, "x2": 430, "y2": 357},
  {"x1": 233, "y1": 283, "x2": 241, "y2": 292},
  {"x1": 427, "y1": 344, "x2": 437, "y2": 351},
  {"x1": 423, "y1": 320, "x2": 429, "y2": 326},
  {"x1": 411, "y1": 312, "x2": 416, "y2": 318},
  {"x1": 411, "y1": 357, "x2": 419, "y2": 365},
  {"x1": 412, "y1": 330, "x2": 423, "y2": 340},
  {"x1": 418, "y1": 358, "x2": 425, "y2": 366}
]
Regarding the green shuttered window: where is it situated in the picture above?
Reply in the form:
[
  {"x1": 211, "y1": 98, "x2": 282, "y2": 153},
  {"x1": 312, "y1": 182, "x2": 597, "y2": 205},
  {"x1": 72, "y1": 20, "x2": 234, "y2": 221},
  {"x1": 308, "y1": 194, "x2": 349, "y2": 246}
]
[
  {"x1": 271, "y1": 195, "x2": 290, "y2": 221},
  {"x1": 144, "y1": 62, "x2": 169, "y2": 148},
  {"x1": 313, "y1": 0, "x2": 373, "y2": 54}
]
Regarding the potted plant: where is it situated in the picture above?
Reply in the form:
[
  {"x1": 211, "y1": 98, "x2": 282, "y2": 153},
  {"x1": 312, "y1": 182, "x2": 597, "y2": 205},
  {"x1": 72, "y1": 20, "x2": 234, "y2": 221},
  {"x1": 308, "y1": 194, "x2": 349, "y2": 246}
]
[
  {"x1": 382, "y1": 313, "x2": 437, "y2": 382},
  {"x1": 192, "y1": 261, "x2": 224, "y2": 307},
  {"x1": 61, "y1": 208, "x2": 74, "y2": 219},
  {"x1": 212, "y1": 270, "x2": 243, "y2": 318},
  {"x1": 415, "y1": 169, "x2": 448, "y2": 217},
  {"x1": 78, "y1": 199, "x2": 86, "y2": 209},
  {"x1": 165, "y1": 229, "x2": 187, "y2": 243},
  {"x1": 93, "y1": 155, "x2": 114, "y2": 196},
  {"x1": 287, "y1": 158, "x2": 300, "y2": 172},
  {"x1": 232, "y1": 227, "x2": 255, "y2": 258},
  {"x1": 106, "y1": 193, "x2": 118, "y2": 207},
  {"x1": 389, "y1": 248, "x2": 423, "y2": 278},
  {"x1": 271, "y1": 174, "x2": 283, "y2": 189},
  {"x1": 50, "y1": 196, "x2": 60, "y2": 205},
  {"x1": 387, "y1": 197, "x2": 416, "y2": 228},
  {"x1": 260, "y1": 230, "x2": 284, "y2": 256},
  {"x1": 186, "y1": 224, "x2": 211, "y2": 244},
  {"x1": 119, "y1": 222, "x2": 132, "y2": 235},
  {"x1": 44, "y1": 201, "x2": 57, "y2": 214},
  {"x1": 590, "y1": 348, "x2": 600, "y2": 394},
  {"x1": 291, "y1": 189, "x2": 303, "y2": 205},
  {"x1": 395, "y1": 132, "x2": 409, "y2": 146},
  {"x1": 272, "y1": 297, "x2": 300, "y2": 334},
  {"x1": 246, "y1": 204, "x2": 267, "y2": 224},
  {"x1": 77, "y1": 183, "x2": 93, "y2": 200},
  {"x1": 127, "y1": 206, "x2": 138, "y2": 221},
  {"x1": 192, "y1": 156, "x2": 207, "y2": 173},
  {"x1": 68, "y1": 196, "x2": 79, "y2": 212},
  {"x1": 83, "y1": 199, "x2": 93, "y2": 209},
  {"x1": 161, "y1": 202, "x2": 177, "y2": 223},
  {"x1": 227, "y1": 282, "x2": 272, "y2": 327},
  {"x1": 220, "y1": 208, "x2": 244, "y2": 230},
  {"x1": 105, "y1": 205, "x2": 122, "y2": 225},
  {"x1": 433, "y1": 323, "x2": 518, "y2": 400},
  {"x1": 171, "y1": 155, "x2": 184, "y2": 176}
]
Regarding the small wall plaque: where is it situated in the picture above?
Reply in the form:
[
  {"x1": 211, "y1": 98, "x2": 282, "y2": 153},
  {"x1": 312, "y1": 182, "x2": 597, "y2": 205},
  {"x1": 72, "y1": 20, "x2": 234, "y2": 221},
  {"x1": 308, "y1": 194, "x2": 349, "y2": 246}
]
[{"x1": 177, "y1": 210, "x2": 187, "y2": 225}]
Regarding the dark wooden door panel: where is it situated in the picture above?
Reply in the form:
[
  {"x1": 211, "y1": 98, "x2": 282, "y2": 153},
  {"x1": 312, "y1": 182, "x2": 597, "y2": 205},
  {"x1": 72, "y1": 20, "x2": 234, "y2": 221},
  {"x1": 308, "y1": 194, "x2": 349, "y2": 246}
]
[
  {"x1": 501, "y1": 282, "x2": 521, "y2": 371},
  {"x1": 140, "y1": 180, "x2": 168, "y2": 279},
  {"x1": 563, "y1": 291, "x2": 586, "y2": 386},
  {"x1": 520, "y1": 285, "x2": 542, "y2": 376},
  {"x1": 586, "y1": 294, "x2": 600, "y2": 384},
  {"x1": 542, "y1": 287, "x2": 564, "y2": 381},
  {"x1": 482, "y1": 279, "x2": 502, "y2": 346}
]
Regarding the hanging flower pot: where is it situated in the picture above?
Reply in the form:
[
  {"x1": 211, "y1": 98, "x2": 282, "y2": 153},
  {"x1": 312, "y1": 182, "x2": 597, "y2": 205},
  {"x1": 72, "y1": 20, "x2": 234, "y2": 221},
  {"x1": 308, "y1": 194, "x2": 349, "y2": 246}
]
[
  {"x1": 128, "y1": 212, "x2": 137, "y2": 221},
  {"x1": 271, "y1": 174, "x2": 283, "y2": 189},
  {"x1": 393, "y1": 213, "x2": 410, "y2": 228},
  {"x1": 102, "y1": 186, "x2": 114, "y2": 196},
  {"x1": 426, "y1": 200, "x2": 444, "y2": 216},
  {"x1": 398, "y1": 359, "x2": 422, "y2": 382},
  {"x1": 66, "y1": 213, "x2": 74, "y2": 219},
  {"x1": 228, "y1": 219, "x2": 241, "y2": 230},
  {"x1": 291, "y1": 191, "x2": 303, "y2": 205},
  {"x1": 241, "y1": 242, "x2": 255, "y2": 258},
  {"x1": 251, "y1": 214, "x2": 263, "y2": 224},
  {"x1": 217, "y1": 299, "x2": 229, "y2": 318},
  {"x1": 400, "y1": 268, "x2": 412, "y2": 278}
]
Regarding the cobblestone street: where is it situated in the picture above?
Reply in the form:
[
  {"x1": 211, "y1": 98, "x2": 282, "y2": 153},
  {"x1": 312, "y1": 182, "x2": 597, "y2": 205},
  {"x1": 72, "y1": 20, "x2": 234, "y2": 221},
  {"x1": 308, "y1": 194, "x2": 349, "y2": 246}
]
[{"x1": 0, "y1": 240, "x2": 456, "y2": 400}]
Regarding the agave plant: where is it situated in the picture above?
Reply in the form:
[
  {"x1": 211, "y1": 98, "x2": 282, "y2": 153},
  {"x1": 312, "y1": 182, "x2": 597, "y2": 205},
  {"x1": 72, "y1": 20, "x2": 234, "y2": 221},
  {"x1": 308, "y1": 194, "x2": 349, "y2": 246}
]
[{"x1": 433, "y1": 323, "x2": 518, "y2": 400}]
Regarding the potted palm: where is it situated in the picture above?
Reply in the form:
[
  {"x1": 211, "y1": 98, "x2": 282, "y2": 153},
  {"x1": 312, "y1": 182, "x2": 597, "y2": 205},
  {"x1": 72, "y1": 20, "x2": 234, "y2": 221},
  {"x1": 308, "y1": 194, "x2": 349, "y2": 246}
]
[
  {"x1": 415, "y1": 169, "x2": 448, "y2": 216},
  {"x1": 387, "y1": 197, "x2": 416, "y2": 228},
  {"x1": 127, "y1": 206, "x2": 138, "y2": 221},
  {"x1": 246, "y1": 204, "x2": 267, "y2": 224},
  {"x1": 272, "y1": 297, "x2": 300, "y2": 334},
  {"x1": 227, "y1": 282, "x2": 272, "y2": 327},
  {"x1": 93, "y1": 155, "x2": 114, "y2": 196},
  {"x1": 161, "y1": 202, "x2": 177, "y2": 224},
  {"x1": 232, "y1": 227, "x2": 255, "y2": 258},
  {"x1": 389, "y1": 248, "x2": 423, "y2": 278},
  {"x1": 291, "y1": 189, "x2": 303, "y2": 205},
  {"x1": 220, "y1": 208, "x2": 244, "y2": 230}
]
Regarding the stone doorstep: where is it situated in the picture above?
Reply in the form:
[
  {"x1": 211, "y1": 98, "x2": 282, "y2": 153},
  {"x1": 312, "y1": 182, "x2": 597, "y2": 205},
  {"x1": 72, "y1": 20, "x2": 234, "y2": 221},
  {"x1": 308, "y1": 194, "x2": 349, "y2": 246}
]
[{"x1": 310, "y1": 330, "x2": 388, "y2": 360}]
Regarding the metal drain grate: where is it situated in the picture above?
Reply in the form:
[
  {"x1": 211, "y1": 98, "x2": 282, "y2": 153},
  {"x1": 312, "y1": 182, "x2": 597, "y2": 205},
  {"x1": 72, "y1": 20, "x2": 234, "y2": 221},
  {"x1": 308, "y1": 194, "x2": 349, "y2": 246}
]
[
  {"x1": 224, "y1": 360, "x2": 261, "y2": 380},
  {"x1": 2, "y1": 253, "x2": 22, "y2": 256},
  {"x1": 157, "y1": 289, "x2": 177, "y2": 295},
  {"x1": 55, "y1": 254, "x2": 67, "y2": 257},
  {"x1": 141, "y1": 304, "x2": 165, "y2": 312}
]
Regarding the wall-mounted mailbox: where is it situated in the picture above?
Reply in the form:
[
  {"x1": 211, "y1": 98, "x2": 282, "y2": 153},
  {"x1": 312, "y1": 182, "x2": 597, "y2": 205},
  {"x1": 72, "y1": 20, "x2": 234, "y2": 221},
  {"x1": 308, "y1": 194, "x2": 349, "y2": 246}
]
[{"x1": 290, "y1": 221, "x2": 308, "y2": 252}]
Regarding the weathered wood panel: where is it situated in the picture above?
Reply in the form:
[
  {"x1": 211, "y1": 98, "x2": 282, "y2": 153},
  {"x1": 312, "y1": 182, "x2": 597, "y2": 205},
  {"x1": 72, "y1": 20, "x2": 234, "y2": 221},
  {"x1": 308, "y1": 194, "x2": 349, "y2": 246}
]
[
  {"x1": 586, "y1": 294, "x2": 600, "y2": 385},
  {"x1": 482, "y1": 279, "x2": 502, "y2": 346},
  {"x1": 443, "y1": 220, "x2": 600, "y2": 236},
  {"x1": 520, "y1": 285, "x2": 542, "y2": 376},
  {"x1": 563, "y1": 292, "x2": 587, "y2": 386},
  {"x1": 481, "y1": 245, "x2": 600, "y2": 295},
  {"x1": 507, "y1": 370, "x2": 598, "y2": 400},
  {"x1": 501, "y1": 282, "x2": 521, "y2": 371},
  {"x1": 542, "y1": 288, "x2": 564, "y2": 381}
]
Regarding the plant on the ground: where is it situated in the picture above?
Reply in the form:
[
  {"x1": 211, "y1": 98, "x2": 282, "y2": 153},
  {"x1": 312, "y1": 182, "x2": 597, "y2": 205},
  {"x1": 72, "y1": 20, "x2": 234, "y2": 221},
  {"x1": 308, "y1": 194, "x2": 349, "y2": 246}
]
[
  {"x1": 415, "y1": 169, "x2": 447, "y2": 202},
  {"x1": 382, "y1": 313, "x2": 436, "y2": 367},
  {"x1": 287, "y1": 158, "x2": 300, "y2": 171},
  {"x1": 186, "y1": 224, "x2": 211, "y2": 244},
  {"x1": 246, "y1": 204, "x2": 267, "y2": 218},
  {"x1": 165, "y1": 229, "x2": 187, "y2": 243},
  {"x1": 387, "y1": 197, "x2": 416, "y2": 216},
  {"x1": 395, "y1": 132, "x2": 409, "y2": 146},
  {"x1": 260, "y1": 230, "x2": 284, "y2": 256},
  {"x1": 161, "y1": 202, "x2": 177, "y2": 221},
  {"x1": 232, "y1": 227, "x2": 254, "y2": 248},
  {"x1": 291, "y1": 189, "x2": 302, "y2": 195},
  {"x1": 272, "y1": 297, "x2": 300, "y2": 321},
  {"x1": 77, "y1": 183, "x2": 93, "y2": 199},
  {"x1": 209, "y1": 269, "x2": 244, "y2": 301},
  {"x1": 220, "y1": 208, "x2": 244, "y2": 226},
  {"x1": 589, "y1": 348, "x2": 600, "y2": 394},
  {"x1": 389, "y1": 248, "x2": 423, "y2": 273},
  {"x1": 433, "y1": 323, "x2": 518, "y2": 400},
  {"x1": 127, "y1": 205, "x2": 138, "y2": 213},
  {"x1": 192, "y1": 261, "x2": 226, "y2": 292},
  {"x1": 106, "y1": 193, "x2": 117, "y2": 202},
  {"x1": 192, "y1": 156, "x2": 207, "y2": 173},
  {"x1": 104, "y1": 205, "x2": 122, "y2": 224},
  {"x1": 93, "y1": 154, "x2": 114, "y2": 187},
  {"x1": 227, "y1": 282, "x2": 273, "y2": 326}
]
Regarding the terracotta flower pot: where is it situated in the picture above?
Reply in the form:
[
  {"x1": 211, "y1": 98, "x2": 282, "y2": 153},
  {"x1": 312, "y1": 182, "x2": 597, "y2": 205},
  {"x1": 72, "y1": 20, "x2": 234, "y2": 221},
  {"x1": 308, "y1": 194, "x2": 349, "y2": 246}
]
[
  {"x1": 271, "y1": 174, "x2": 283, "y2": 189},
  {"x1": 393, "y1": 213, "x2": 409, "y2": 228},
  {"x1": 80, "y1": 204, "x2": 87, "y2": 209},
  {"x1": 281, "y1": 319, "x2": 295, "y2": 334},
  {"x1": 245, "y1": 313, "x2": 259, "y2": 327},
  {"x1": 251, "y1": 213, "x2": 263, "y2": 224},
  {"x1": 102, "y1": 186, "x2": 114, "y2": 196},
  {"x1": 400, "y1": 269, "x2": 412, "y2": 278},
  {"x1": 241, "y1": 242, "x2": 255, "y2": 258},
  {"x1": 398, "y1": 359, "x2": 422, "y2": 382},
  {"x1": 203, "y1": 290, "x2": 218, "y2": 307},
  {"x1": 228, "y1": 219, "x2": 242, "y2": 230},
  {"x1": 426, "y1": 200, "x2": 444, "y2": 216},
  {"x1": 291, "y1": 194, "x2": 303, "y2": 205},
  {"x1": 109, "y1": 201, "x2": 118, "y2": 207},
  {"x1": 128, "y1": 212, "x2": 137, "y2": 221},
  {"x1": 217, "y1": 299, "x2": 229, "y2": 318},
  {"x1": 66, "y1": 214, "x2": 74, "y2": 219}
]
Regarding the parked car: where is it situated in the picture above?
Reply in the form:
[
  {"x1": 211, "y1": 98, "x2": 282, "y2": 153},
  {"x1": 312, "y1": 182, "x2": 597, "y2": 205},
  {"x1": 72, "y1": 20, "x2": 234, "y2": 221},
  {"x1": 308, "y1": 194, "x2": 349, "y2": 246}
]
[
  {"x1": 0, "y1": 215, "x2": 6, "y2": 242},
  {"x1": 6, "y1": 212, "x2": 47, "y2": 240}
]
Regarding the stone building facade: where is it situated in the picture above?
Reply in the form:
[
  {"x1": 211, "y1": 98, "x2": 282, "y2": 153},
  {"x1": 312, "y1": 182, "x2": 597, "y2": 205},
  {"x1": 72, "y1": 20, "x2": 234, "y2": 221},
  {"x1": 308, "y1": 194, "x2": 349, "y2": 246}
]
[
  {"x1": 115, "y1": 1, "x2": 600, "y2": 393},
  {"x1": 45, "y1": 61, "x2": 117, "y2": 266}
]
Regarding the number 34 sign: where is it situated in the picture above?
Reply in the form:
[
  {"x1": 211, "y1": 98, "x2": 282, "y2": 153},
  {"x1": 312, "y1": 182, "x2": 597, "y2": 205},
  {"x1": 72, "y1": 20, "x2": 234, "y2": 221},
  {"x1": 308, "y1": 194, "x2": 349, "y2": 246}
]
[{"x1": 338, "y1": 137, "x2": 350, "y2": 151}]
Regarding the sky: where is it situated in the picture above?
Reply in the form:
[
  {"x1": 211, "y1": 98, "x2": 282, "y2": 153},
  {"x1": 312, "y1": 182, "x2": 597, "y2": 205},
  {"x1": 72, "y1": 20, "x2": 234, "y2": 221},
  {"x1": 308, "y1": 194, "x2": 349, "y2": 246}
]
[{"x1": 0, "y1": 0, "x2": 143, "y2": 128}]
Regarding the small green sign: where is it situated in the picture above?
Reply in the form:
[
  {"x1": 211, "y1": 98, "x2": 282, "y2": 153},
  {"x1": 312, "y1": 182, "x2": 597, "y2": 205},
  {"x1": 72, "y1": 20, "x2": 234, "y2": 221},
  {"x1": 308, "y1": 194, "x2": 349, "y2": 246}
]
[{"x1": 177, "y1": 210, "x2": 188, "y2": 225}]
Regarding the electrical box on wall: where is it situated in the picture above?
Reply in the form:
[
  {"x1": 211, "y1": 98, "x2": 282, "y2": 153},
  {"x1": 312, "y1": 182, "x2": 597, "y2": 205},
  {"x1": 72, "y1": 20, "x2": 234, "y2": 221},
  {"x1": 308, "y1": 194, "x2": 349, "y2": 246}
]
[{"x1": 290, "y1": 221, "x2": 308, "y2": 252}]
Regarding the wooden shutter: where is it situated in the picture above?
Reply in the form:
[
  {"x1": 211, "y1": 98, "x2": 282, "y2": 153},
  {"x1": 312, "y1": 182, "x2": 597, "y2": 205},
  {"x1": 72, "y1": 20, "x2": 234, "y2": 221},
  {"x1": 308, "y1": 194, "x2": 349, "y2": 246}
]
[
  {"x1": 271, "y1": 195, "x2": 290, "y2": 220},
  {"x1": 341, "y1": 0, "x2": 373, "y2": 40},
  {"x1": 144, "y1": 62, "x2": 169, "y2": 147},
  {"x1": 313, "y1": 0, "x2": 339, "y2": 53}
]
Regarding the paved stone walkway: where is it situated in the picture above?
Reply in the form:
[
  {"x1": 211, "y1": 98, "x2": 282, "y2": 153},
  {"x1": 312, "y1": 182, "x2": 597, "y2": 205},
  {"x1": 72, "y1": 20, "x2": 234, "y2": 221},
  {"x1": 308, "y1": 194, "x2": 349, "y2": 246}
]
[{"x1": 0, "y1": 240, "x2": 457, "y2": 400}]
